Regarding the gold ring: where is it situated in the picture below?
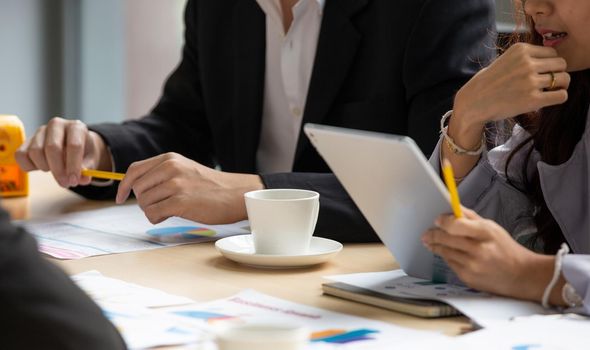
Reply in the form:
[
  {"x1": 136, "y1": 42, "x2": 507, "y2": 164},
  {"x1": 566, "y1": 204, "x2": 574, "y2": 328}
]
[{"x1": 549, "y1": 71, "x2": 557, "y2": 90}]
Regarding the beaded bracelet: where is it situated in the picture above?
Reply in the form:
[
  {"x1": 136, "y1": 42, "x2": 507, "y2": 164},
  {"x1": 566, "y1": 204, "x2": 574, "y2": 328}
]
[{"x1": 440, "y1": 110, "x2": 486, "y2": 156}]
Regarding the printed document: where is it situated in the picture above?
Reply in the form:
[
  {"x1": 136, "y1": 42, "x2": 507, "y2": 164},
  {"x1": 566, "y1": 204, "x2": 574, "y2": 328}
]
[
  {"x1": 72, "y1": 272, "x2": 446, "y2": 349},
  {"x1": 22, "y1": 204, "x2": 249, "y2": 259}
]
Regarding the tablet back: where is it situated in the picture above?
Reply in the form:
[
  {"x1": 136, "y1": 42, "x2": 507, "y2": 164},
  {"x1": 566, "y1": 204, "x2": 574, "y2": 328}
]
[{"x1": 304, "y1": 124, "x2": 451, "y2": 280}]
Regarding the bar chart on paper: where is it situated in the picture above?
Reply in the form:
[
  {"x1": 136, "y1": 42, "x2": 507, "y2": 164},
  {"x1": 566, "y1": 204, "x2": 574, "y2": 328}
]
[
  {"x1": 310, "y1": 329, "x2": 380, "y2": 344},
  {"x1": 21, "y1": 204, "x2": 249, "y2": 259}
]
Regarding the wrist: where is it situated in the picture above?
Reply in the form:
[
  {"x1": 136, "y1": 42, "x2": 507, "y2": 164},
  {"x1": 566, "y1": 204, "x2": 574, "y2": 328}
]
[
  {"x1": 512, "y1": 252, "x2": 551, "y2": 301},
  {"x1": 452, "y1": 91, "x2": 488, "y2": 134},
  {"x1": 231, "y1": 174, "x2": 264, "y2": 221},
  {"x1": 516, "y1": 253, "x2": 567, "y2": 306},
  {"x1": 243, "y1": 174, "x2": 265, "y2": 192},
  {"x1": 447, "y1": 108, "x2": 485, "y2": 144}
]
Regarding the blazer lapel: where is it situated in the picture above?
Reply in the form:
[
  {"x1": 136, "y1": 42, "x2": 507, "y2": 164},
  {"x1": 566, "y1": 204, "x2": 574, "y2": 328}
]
[
  {"x1": 232, "y1": 0, "x2": 266, "y2": 172},
  {"x1": 294, "y1": 0, "x2": 370, "y2": 163}
]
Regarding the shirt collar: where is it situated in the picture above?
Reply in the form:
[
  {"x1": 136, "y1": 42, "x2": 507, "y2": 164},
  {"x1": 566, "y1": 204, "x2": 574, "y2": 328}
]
[{"x1": 256, "y1": 0, "x2": 326, "y2": 18}]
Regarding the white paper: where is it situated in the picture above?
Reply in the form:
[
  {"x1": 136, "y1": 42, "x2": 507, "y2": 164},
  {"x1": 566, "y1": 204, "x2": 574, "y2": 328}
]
[
  {"x1": 402, "y1": 314, "x2": 590, "y2": 349},
  {"x1": 72, "y1": 270, "x2": 194, "y2": 308},
  {"x1": 101, "y1": 302, "x2": 208, "y2": 349},
  {"x1": 165, "y1": 289, "x2": 447, "y2": 349},
  {"x1": 21, "y1": 204, "x2": 250, "y2": 259},
  {"x1": 71, "y1": 271, "x2": 204, "y2": 349},
  {"x1": 326, "y1": 270, "x2": 551, "y2": 327},
  {"x1": 72, "y1": 272, "x2": 447, "y2": 349}
]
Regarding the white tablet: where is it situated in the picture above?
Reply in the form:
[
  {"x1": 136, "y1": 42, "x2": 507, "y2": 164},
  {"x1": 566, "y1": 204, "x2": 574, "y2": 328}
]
[{"x1": 304, "y1": 123, "x2": 452, "y2": 280}]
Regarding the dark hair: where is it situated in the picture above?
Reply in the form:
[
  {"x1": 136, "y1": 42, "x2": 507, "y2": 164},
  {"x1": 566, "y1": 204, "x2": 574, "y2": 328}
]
[{"x1": 502, "y1": 3, "x2": 590, "y2": 254}]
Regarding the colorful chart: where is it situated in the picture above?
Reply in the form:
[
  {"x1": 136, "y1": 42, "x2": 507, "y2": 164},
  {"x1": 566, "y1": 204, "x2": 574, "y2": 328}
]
[
  {"x1": 512, "y1": 345, "x2": 542, "y2": 350},
  {"x1": 311, "y1": 329, "x2": 379, "y2": 344},
  {"x1": 172, "y1": 310, "x2": 236, "y2": 324},
  {"x1": 146, "y1": 226, "x2": 216, "y2": 242}
]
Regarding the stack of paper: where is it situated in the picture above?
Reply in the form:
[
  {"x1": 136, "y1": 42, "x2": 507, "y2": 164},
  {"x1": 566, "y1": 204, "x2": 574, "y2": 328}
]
[
  {"x1": 164, "y1": 289, "x2": 447, "y2": 350},
  {"x1": 73, "y1": 271, "x2": 589, "y2": 349},
  {"x1": 72, "y1": 271, "x2": 195, "y2": 307},
  {"x1": 72, "y1": 271, "x2": 447, "y2": 349},
  {"x1": 72, "y1": 271, "x2": 202, "y2": 349}
]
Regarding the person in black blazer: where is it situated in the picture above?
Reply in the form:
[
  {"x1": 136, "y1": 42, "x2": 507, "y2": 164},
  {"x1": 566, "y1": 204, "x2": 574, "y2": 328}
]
[
  {"x1": 0, "y1": 209, "x2": 126, "y2": 349},
  {"x1": 17, "y1": 0, "x2": 496, "y2": 243}
]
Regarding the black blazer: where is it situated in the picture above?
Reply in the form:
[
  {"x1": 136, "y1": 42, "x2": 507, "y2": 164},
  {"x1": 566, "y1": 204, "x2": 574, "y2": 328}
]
[
  {"x1": 0, "y1": 209, "x2": 126, "y2": 349},
  {"x1": 78, "y1": 0, "x2": 496, "y2": 242}
]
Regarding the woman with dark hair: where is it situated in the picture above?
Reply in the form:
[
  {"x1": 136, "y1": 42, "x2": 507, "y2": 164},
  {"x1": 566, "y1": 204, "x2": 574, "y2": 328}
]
[{"x1": 422, "y1": 0, "x2": 590, "y2": 313}]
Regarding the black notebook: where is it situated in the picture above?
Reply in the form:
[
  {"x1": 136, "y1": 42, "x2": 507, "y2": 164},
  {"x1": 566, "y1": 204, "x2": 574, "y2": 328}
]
[{"x1": 322, "y1": 282, "x2": 461, "y2": 318}]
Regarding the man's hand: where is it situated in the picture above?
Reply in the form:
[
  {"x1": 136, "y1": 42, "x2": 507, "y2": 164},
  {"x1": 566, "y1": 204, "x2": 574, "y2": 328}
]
[
  {"x1": 116, "y1": 153, "x2": 264, "y2": 224},
  {"x1": 16, "y1": 117, "x2": 112, "y2": 188}
]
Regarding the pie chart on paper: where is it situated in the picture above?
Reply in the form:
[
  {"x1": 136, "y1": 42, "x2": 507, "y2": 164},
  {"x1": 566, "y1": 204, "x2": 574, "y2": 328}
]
[{"x1": 146, "y1": 226, "x2": 217, "y2": 242}]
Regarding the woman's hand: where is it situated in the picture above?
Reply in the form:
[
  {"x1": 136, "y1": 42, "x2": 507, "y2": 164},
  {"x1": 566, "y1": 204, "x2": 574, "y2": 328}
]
[
  {"x1": 441, "y1": 43, "x2": 572, "y2": 183},
  {"x1": 452, "y1": 43, "x2": 570, "y2": 131},
  {"x1": 421, "y1": 207, "x2": 557, "y2": 302},
  {"x1": 115, "y1": 153, "x2": 264, "y2": 225}
]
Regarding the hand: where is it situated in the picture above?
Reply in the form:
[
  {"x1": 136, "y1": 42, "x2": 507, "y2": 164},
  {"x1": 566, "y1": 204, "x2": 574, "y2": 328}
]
[
  {"x1": 421, "y1": 207, "x2": 553, "y2": 302},
  {"x1": 452, "y1": 43, "x2": 570, "y2": 132},
  {"x1": 16, "y1": 117, "x2": 112, "y2": 188},
  {"x1": 115, "y1": 153, "x2": 264, "y2": 225}
]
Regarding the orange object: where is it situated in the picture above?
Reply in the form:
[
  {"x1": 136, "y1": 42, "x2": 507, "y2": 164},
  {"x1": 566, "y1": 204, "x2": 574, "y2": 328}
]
[{"x1": 0, "y1": 115, "x2": 28, "y2": 197}]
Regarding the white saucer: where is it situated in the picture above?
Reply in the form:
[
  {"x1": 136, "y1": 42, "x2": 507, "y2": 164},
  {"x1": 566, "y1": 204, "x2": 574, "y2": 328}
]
[{"x1": 215, "y1": 234, "x2": 343, "y2": 268}]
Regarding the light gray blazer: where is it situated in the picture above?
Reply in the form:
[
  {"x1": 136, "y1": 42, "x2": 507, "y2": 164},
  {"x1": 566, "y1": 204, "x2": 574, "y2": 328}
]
[{"x1": 429, "y1": 110, "x2": 590, "y2": 314}]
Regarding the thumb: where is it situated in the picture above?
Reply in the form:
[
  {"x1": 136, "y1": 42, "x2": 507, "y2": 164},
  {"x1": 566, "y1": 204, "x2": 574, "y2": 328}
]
[{"x1": 462, "y1": 206, "x2": 481, "y2": 220}]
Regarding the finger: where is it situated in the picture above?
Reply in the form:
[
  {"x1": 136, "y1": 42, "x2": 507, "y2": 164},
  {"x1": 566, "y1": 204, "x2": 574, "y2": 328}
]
[
  {"x1": 536, "y1": 89, "x2": 569, "y2": 108},
  {"x1": 116, "y1": 156, "x2": 167, "y2": 203},
  {"x1": 534, "y1": 57, "x2": 568, "y2": 74},
  {"x1": 515, "y1": 43, "x2": 558, "y2": 59},
  {"x1": 27, "y1": 127, "x2": 51, "y2": 172},
  {"x1": 435, "y1": 214, "x2": 490, "y2": 240},
  {"x1": 15, "y1": 139, "x2": 36, "y2": 171},
  {"x1": 427, "y1": 243, "x2": 471, "y2": 265},
  {"x1": 131, "y1": 162, "x2": 178, "y2": 200},
  {"x1": 422, "y1": 228, "x2": 478, "y2": 255},
  {"x1": 64, "y1": 121, "x2": 88, "y2": 186},
  {"x1": 44, "y1": 118, "x2": 68, "y2": 186},
  {"x1": 79, "y1": 132, "x2": 100, "y2": 186},
  {"x1": 143, "y1": 197, "x2": 182, "y2": 224},
  {"x1": 135, "y1": 179, "x2": 178, "y2": 213},
  {"x1": 540, "y1": 71, "x2": 570, "y2": 91},
  {"x1": 462, "y1": 207, "x2": 481, "y2": 220}
]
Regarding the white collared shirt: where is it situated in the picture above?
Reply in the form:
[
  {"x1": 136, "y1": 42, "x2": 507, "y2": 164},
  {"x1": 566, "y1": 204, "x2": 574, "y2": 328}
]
[{"x1": 255, "y1": 0, "x2": 325, "y2": 173}]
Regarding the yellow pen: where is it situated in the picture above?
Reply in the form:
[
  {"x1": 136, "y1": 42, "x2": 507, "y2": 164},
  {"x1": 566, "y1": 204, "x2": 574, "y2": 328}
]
[
  {"x1": 441, "y1": 159, "x2": 463, "y2": 218},
  {"x1": 81, "y1": 168, "x2": 125, "y2": 181}
]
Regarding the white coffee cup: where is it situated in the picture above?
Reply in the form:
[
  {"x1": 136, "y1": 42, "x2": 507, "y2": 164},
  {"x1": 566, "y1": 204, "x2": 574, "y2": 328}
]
[
  {"x1": 215, "y1": 322, "x2": 308, "y2": 350},
  {"x1": 244, "y1": 189, "x2": 319, "y2": 255}
]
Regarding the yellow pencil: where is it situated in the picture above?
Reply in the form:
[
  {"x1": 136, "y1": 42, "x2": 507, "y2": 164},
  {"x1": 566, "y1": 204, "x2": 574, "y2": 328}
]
[
  {"x1": 441, "y1": 159, "x2": 463, "y2": 218},
  {"x1": 81, "y1": 168, "x2": 125, "y2": 181}
]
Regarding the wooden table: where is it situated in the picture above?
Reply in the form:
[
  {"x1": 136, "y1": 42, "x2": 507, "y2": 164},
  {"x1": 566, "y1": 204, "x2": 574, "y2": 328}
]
[{"x1": 4, "y1": 171, "x2": 471, "y2": 336}]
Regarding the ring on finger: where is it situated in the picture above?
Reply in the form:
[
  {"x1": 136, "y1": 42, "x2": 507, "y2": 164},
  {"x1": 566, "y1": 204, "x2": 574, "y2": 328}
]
[{"x1": 548, "y1": 71, "x2": 557, "y2": 90}]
